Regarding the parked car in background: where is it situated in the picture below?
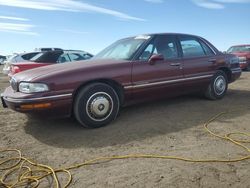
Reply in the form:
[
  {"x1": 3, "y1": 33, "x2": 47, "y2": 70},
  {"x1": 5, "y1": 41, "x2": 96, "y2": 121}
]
[
  {"x1": 8, "y1": 50, "x2": 93, "y2": 77},
  {"x1": 2, "y1": 52, "x2": 40, "y2": 74},
  {"x1": 227, "y1": 45, "x2": 250, "y2": 71},
  {"x1": 0, "y1": 55, "x2": 6, "y2": 64},
  {"x1": 1, "y1": 33, "x2": 241, "y2": 128}
]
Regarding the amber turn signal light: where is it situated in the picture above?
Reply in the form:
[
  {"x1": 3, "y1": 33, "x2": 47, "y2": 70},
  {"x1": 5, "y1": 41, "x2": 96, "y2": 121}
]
[{"x1": 20, "y1": 103, "x2": 51, "y2": 110}]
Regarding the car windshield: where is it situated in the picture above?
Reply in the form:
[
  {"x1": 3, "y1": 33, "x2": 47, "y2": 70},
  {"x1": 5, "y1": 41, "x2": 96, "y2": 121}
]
[
  {"x1": 30, "y1": 51, "x2": 63, "y2": 63},
  {"x1": 94, "y1": 36, "x2": 151, "y2": 60},
  {"x1": 227, "y1": 46, "x2": 250, "y2": 53}
]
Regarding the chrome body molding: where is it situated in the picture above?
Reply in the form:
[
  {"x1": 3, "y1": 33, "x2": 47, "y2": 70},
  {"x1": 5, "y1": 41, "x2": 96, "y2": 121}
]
[
  {"x1": 2, "y1": 93, "x2": 72, "y2": 103},
  {"x1": 231, "y1": 68, "x2": 242, "y2": 74},
  {"x1": 124, "y1": 75, "x2": 213, "y2": 90}
]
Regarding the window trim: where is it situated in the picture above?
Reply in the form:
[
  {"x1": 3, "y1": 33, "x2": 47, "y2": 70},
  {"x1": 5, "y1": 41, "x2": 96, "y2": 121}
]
[
  {"x1": 133, "y1": 36, "x2": 156, "y2": 61},
  {"x1": 199, "y1": 38, "x2": 216, "y2": 55}
]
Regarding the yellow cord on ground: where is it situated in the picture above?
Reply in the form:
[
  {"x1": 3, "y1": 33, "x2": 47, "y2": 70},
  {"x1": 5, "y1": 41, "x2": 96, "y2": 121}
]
[{"x1": 1, "y1": 109, "x2": 250, "y2": 188}]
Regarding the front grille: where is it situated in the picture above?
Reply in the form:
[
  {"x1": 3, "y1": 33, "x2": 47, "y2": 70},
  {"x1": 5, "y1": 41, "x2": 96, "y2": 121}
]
[{"x1": 10, "y1": 77, "x2": 18, "y2": 91}]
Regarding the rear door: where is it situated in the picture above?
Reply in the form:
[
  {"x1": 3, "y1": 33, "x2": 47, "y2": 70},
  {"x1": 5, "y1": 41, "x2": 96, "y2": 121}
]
[
  {"x1": 130, "y1": 34, "x2": 184, "y2": 101},
  {"x1": 177, "y1": 35, "x2": 217, "y2": 90}
]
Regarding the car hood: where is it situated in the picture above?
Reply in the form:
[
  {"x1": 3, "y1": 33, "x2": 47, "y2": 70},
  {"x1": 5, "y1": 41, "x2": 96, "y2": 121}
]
[
  {"x1": 231, "y1": 52, "x2": 250, "y2": 58},
  {"x1": 12, "y1": 58, "x2": 129, "y2": 82}
]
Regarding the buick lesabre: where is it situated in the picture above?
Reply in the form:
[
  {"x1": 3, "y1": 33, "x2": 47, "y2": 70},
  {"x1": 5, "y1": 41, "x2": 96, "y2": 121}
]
[{"x1": 1, "y1": 33, "x2": 241, "y2": 128}]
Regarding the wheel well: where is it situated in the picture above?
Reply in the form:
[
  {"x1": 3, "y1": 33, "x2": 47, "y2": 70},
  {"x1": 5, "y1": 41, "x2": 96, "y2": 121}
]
[
  {"x1": 218, "y1": 67, "x2": 232, "y2": 82},
  {"x1": 72, "y1": 79, "x2": 125, "y2": 107}
]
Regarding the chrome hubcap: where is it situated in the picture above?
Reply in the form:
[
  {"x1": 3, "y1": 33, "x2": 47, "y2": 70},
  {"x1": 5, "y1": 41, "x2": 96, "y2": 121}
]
[
  {"x1": 86, "y1": 92, "x2": 113, "y2": 121},
  {"x1": 214, "y1": 75, "x2": 226, "y2": 95}
]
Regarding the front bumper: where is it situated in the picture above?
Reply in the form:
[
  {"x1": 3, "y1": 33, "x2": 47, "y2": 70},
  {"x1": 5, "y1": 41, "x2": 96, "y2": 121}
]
[
  {"x1": 240, "y1": 62, "x2": 248, "y2": 70},
  {"x1": 239, "y1": 59, "x2": 250, "y2": 70},
  {"x1": 1, "y1": 86, "x2": 73, "y2": 117}
]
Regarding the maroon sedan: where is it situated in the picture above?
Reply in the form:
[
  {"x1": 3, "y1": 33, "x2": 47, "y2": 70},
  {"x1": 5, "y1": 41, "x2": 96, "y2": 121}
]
[
  {"x1": 1, "y1": 33, "x2": 241, "y2": 128},
  {"x1": 227, "y1": 45, "x2": 250, "y2": 71}
]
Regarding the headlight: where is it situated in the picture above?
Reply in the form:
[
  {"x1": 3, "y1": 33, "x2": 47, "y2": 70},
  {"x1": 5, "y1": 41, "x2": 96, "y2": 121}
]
[
  {"x1": 19, "y1": 82, "x2": 49, "y2": 93},
  {"x1": 238, "y1": 56, "x2": 247, "y2": 62}
]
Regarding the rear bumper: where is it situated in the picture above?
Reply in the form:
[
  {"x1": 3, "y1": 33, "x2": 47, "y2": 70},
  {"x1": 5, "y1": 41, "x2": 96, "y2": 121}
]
[
  {"x1": 1, "y1": 87, "x2": 73, "y2": 117},
  {"x1": 230, "y1": 68, "x2": 242, "y2": 83}
]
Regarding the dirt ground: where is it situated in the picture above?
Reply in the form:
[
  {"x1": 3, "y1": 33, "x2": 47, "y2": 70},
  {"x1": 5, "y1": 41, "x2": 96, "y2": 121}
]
[{"x1": 0, "y1": 65, "x2": 250, "y2": 188}]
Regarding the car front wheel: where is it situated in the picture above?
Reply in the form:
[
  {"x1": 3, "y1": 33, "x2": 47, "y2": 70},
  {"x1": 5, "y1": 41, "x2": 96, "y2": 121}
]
[
  {"x1": 205, "y1": 70, "x2": 228, "y2": 100},
  {"x1": 74, "y1": 83, "x2": 120, "y2": 128}
]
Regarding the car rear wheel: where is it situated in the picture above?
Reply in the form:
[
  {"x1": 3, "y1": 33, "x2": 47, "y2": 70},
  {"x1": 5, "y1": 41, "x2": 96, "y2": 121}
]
[
  {"x1": 205, "y1": 70, "x2": 228, "y2": 100},
  {"x1": 74, "y1": 83, "x2": 120, "y2": 128}
]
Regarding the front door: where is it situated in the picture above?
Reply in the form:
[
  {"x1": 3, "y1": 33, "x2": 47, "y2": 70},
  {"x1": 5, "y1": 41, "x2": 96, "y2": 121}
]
[{"x1": 129, "y1": 35, "x2": 184, "y2": 101}]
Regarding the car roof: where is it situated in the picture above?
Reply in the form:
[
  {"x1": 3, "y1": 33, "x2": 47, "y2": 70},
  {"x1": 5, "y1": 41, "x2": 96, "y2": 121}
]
[
  {"x1": 64, "y1": 50, "x2": 89, "y2": 53},
  {"x1": 128, "y1": 32, "x2": 205, "y2": 38},
  {"x1": 45, "y1": 50, "x2": 93, "y2": 56},
  {"x1": 36, "y1": 50, "x2": 93, "y2": 57},
  {"x1": 17, "y1": 52, "x2": 39, "y2": 56},
  {"x1": 40, "y1": 49, "x2": 87, "y2": 53},
  {"x1": 230, "y1": 44, "x2": 250, "y2": 47}
]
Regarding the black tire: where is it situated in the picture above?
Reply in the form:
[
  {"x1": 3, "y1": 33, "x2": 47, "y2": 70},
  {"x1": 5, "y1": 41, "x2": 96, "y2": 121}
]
[
  {"x1": 243, "y1": 66, "x2": 249, "y2": 71},
  {"x1": 205, "y1": 70, "x2": 228, "y2": 100},
  {"x1": 74, "y1": 83, "x2": 120, "y2": 128}
]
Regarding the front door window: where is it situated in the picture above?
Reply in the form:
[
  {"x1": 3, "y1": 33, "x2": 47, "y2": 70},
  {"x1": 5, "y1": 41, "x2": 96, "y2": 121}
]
[{"x1": 139, "y1": 35, "x2": 179, "y2": 60}]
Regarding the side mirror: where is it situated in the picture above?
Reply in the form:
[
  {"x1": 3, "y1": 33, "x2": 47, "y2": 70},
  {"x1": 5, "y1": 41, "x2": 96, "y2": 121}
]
[{"x1": 148, "y1": 54, "x2": 164, "y2": 65}]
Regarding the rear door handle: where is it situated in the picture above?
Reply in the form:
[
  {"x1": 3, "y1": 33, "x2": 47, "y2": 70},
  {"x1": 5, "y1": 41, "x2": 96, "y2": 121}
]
[{"x1": 170, "y1": 63, "x2": 181, "y2": 66}]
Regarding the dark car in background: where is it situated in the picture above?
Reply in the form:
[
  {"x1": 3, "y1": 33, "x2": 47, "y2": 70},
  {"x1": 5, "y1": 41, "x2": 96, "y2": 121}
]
[
  {"x1": 0, "y1": 55, "x2": 7, "y2": 64},
  {"x1": 8, "y1": 50, "x2": 93, "y2": 77},
  {"x1": 1, "y1": 33, "x2": 241, "y2": 128},
  {"x1": 2, "y1": 52, "x2": 40, "y2": 74},
  {"x1": 227, "y1": 45, "x2": 250, "y2": 71}
]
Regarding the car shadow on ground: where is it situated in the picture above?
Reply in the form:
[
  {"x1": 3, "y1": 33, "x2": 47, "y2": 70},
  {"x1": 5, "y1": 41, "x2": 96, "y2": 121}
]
[{"x1": 24, "y1": 89, "x2": 250, "y2": 149}]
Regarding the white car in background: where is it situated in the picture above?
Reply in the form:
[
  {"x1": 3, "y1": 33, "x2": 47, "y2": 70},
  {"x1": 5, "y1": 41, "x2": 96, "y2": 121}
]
[{"x1": 2, "y1": 52, "x2": 39, "y2": 74}]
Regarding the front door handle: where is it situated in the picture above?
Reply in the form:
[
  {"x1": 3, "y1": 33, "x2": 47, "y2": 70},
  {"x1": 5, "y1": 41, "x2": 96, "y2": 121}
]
[{"x1": 170, "y1": 63, "x2": 181, "y2": 66}]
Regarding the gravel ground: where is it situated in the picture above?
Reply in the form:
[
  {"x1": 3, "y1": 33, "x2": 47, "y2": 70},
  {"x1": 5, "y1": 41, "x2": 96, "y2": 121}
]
[{"x1": 0, "y1": 65, "x2": 250, "y2": 188}]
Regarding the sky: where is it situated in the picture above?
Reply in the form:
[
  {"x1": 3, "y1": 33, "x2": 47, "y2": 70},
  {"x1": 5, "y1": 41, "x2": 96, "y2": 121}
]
[{"x1": 0, "y1": 0, "x2": 250, "y2": 55}]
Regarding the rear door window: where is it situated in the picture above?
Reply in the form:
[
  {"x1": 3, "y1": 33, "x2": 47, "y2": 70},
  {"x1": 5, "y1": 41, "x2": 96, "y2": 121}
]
[{"x1": 179, "y1": 36, "x2": 206, "y2": 58}]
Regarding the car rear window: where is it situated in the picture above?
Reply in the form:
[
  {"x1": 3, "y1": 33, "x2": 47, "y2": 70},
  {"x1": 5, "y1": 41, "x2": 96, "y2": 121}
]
[
  {"x1": 31, "y1": 51, "x2": 63, "y2": 63},
  {"x1": 21, "y1": 52, "x2": 39, "y2": 60}
]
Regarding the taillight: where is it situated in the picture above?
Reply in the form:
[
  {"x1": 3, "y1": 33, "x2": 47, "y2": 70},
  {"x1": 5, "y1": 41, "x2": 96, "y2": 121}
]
[{"x1": 11, "y1": 65, "x2": 20, "y2": 74}]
